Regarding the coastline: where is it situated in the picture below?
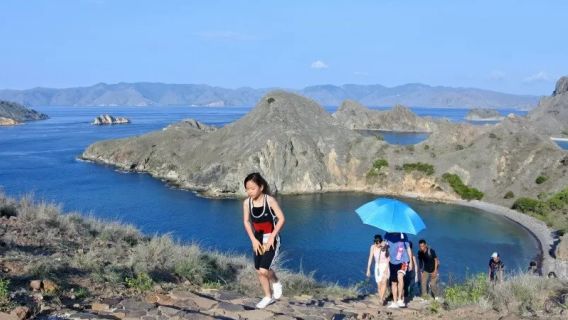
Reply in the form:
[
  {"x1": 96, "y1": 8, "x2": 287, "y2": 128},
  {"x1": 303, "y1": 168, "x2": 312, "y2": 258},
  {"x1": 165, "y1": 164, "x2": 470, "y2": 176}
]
[{"x1": 77, "y1": 156, "x2": 564, "y2": 277}]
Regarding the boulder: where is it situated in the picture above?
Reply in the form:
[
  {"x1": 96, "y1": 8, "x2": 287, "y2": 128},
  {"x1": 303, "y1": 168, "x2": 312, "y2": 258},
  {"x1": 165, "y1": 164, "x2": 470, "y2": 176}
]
[{"x1": 555, "y1": 235, "x2": 568, "y2": 261}]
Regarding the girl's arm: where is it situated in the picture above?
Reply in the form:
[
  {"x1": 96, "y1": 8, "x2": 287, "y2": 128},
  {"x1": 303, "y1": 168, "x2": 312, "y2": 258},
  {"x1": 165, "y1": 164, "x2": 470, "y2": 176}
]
[
  {"x1": 265, "y1": 195, "x2": 286, "y2": 249},
  {"x1": 243, "y1": 200, "x2": 263, "y2": 255},
  {"x1": 366, "y1": 246, "x2": 374, "y2": 277}
]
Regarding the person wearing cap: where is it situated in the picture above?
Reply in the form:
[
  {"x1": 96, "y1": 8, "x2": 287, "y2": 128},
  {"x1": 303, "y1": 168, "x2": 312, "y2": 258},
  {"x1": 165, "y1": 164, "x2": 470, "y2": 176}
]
[{"x1": 488, "y1": 252, "x2": 504, "y2": 283}]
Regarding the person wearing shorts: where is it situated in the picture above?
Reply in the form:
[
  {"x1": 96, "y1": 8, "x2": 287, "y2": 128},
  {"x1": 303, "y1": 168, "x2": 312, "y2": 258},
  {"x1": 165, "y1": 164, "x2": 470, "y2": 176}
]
[
  {"x1": 243, "y1": 173, "x2": 286, "y2": 309},
  {"x1": 385, "y1": 232, "x2": 413, "y2": 308}
]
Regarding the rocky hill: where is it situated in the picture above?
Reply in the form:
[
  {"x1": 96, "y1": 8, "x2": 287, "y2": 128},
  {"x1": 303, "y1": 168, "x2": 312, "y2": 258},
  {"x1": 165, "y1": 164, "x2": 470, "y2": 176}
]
[
  {"x1": 332, "y1": 100, "x2": 434, "y2": 132},
  {"x1": 0, "y1": 82, "x2": 538, "y2": 108},
  {"x1": 0, "y1": 100, "x2": 48, "y2": 125},
  {"x1": 465, "y1": 108, "x2": 504, "y2": 121},
  {"x1": 81, "y1": 87, "x2": 565, "y2": 205},
  {"x1": 527, "y1": 76, "x2": 568, "y2": 136}
]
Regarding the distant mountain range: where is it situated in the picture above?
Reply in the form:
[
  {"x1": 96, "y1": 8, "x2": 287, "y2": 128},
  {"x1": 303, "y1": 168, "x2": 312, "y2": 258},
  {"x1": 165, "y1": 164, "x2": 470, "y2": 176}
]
[{"x1": 0, "y1": 82, "x2": 540, "y2": 109}]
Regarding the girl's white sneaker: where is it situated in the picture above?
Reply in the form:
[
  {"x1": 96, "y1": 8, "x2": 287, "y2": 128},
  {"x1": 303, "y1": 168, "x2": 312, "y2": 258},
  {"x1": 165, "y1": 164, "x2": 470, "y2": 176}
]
[
  {"x1": 272, "y1": 282, "x2": 283, "y2": 299},
  {"x1": 256, "y1": 296, "x2": 275, "y2": 309}
]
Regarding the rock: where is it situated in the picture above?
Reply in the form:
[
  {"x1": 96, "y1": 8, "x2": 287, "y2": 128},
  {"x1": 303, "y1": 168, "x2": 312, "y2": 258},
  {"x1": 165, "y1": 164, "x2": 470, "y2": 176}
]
[
  {"x1": 555, "y1": 235, "x2": 568, "y2": 261},
  {"x1": 41, "y1": 280, "x2": 58, "y2": 293},
  {"x1": 553, "y1": 76, "x2": 568, "y2": 96},
  {"x1": 90, "y1": 302, "x2": 111, "y2": 312},
  {"x1": 0, "y1": 100, "x2": 48, "y2": 123},
  {"x1": 10, "y1": 306, "x2": 30, "y2": 320},
  {"x1": 0, "y1": 117, "x2": 20, "y2": 126},
  {"x1": 465, "y1": 108, "x2": 504, "y2": 121},
  {"x1": 237, "y1": 309, "x2": 274, "y2": 320},
  {"x1": 0, "y1": 312, "x2": 17, "y2": 320},
  {"x1": 333, "y1": 100, "x2": 434, "y2": 132},
  {"x1": 92, "y1": 114, "x2": 130, "y2": 125},
  {"x1": 29, "y1": 280, "x2": 42, "y2": 291}
]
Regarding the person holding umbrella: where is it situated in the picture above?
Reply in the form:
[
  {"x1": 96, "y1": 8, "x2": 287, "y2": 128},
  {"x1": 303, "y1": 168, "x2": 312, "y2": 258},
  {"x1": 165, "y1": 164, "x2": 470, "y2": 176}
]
[
  {"x1": 385, "y1": 232, "x2": 413, "y2": 308},
  {"x1": 355, "y1": 198, "x2": 425, "y2": 309}
]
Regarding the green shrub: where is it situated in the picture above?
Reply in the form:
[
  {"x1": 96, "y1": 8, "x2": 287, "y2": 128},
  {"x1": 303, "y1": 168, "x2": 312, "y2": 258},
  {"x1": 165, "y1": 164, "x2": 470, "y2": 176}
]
[
  {"x1": 423, "y1": 144, "x2": 430, "y2": 150},
  {"x1": 511, "y1": 197, "x2": 547, "y2": 215},
  {"x1": 456, "y1": 144, "x2": 465, "y2": 151},
  {"x1": 535, "y1": 176, "x2": 548, "y2": 184},
  {"x1": 444, "y1": 274, "x2": 489, "y2": 309},
  {"x1": 403, "y1": 162, "x2": 435, "y2": 175},
  {"x1": 372, "y1": 159, "x2": 388, "y2": 171},
  {"x1": 125, "y1": 272, "x2": 153, "y2": 293},
  {"x1": 504, "y1": 191, "x2": 515, "y2": 199},
  {"x1": 442, "y1": 173, "x2": 484, "y2": 200},
  {"x1": 0, "y1": 278, "x2": 10, "y2": 306},
  {"x1": 489, "y1": 133, "x2": 498, "y2": 139}
]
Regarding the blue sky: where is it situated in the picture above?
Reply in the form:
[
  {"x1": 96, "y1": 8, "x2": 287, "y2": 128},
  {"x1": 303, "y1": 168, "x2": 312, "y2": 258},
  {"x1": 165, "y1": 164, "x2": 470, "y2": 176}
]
[{"x1": 1, "y1": 0, "x2": 566, "y2": 95}]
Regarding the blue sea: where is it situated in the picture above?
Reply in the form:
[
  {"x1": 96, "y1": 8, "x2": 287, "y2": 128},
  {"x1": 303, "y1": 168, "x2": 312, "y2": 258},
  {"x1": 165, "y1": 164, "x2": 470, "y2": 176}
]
[{"x1": 0, "y1": 106, "x2": 539, "y2": 286}]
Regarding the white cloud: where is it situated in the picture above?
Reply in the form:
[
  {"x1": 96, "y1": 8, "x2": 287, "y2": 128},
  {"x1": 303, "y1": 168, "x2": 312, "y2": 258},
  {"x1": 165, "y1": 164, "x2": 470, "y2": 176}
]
[
  {"x1": 489, "y1": 70, "x2": 506, "y2": 81},
  {"x1": 524, "y1": 71, "x2": 552, "y2": 82},
  {"x1": 194, "y1": 31, "x2": 256, "y2": 41},
  {"x1": 310, "y1": 60, "x2": 329, "y2": 69}
]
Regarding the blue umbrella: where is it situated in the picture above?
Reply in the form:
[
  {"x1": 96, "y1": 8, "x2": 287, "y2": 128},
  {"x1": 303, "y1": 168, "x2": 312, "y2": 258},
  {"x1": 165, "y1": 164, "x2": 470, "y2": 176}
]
[{"x1": 355, "y1": 198, "x2": 426, "y2": 235}]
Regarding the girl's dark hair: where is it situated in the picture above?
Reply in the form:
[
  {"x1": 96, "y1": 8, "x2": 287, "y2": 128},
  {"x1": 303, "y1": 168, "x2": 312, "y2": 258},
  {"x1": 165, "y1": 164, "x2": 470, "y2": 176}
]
[
  {"x1": 244, "y1": 172, "x2": 271, "y2": 195},
  {"x1": 374, "y1": 234, "x2": 383, "y2": 243}
]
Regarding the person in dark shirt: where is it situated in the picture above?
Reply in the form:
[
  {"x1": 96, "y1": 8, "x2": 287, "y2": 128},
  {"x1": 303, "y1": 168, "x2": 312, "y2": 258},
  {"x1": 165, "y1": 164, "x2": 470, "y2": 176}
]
[
  {"x1": 488, "y1": 252, "x2": 504, "y2": 283},
  {"x1": 418, "y1": 239, "x2": 439, "y2": 298}
]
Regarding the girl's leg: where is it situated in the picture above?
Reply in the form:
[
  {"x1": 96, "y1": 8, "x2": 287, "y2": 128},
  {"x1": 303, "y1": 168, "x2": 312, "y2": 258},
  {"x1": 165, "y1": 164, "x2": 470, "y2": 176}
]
[
  {"x1": 378, "y1": 280, "x2": 387, "y2": 303},
  {"x1": 268, "y1": 269, "x2": 279, "y2": 283},
  {"x1": 257, "y1": 269, "x2": 272, "y2": 298}
]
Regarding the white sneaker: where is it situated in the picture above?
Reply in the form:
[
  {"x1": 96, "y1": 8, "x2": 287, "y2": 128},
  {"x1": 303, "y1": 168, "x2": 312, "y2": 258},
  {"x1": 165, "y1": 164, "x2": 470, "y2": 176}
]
[
  {"x1": 272, "y1": 282, "x2": 283, "y2": 299},
  {"x1": 387, "y1": 302, "x2": 399, "y2": 309},
  {"x1": 255, "y1": 296, "x2": 274, "y2": 309},
  {"x1": 397, "y1": 299, "x2": 406, "y2": 308}
]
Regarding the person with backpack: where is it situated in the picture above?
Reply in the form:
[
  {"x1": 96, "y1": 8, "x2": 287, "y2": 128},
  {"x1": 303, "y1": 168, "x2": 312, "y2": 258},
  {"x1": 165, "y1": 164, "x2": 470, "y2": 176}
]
[
  {"x1": 417, "y1": 239, "x2": 439, "y2": 299},
  {"x1": 385, "y1": 232, "x2": 413, "y2": 308},
  {"x1": 488, "y1": 252, "x2": 504, "y2": 284},
  {"x1": 243, "y1": 173, "x2": 286, "y2": 309}
]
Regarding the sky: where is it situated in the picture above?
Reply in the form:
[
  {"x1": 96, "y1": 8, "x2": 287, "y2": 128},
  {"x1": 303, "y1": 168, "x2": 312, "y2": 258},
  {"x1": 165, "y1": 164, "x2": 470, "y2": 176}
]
[{"x1": 1, "y1": 0, "x2": 567, "y2": 95}]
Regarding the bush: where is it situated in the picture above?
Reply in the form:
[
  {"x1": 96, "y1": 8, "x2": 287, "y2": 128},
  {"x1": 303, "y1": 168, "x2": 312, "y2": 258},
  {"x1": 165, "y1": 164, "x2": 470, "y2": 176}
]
[
  {"x1": 535, "y1": 176, "x2": 548, "y2": 184},
  {"x1": 504, "y1": 191, "x2": 515, "y2": 199},
  {"x1": 0, "y1": 278, "x2": 10, "y2": 307},
  {"x1": 489, "y1": 133, "x2": 498, "y2": 139},
  {"x1": 511, "y1": 197, "x2": 547, "y2": 215},
  {"x1": 442, "y1": 173, "x2": 484, "y2": 200},
  {"x1": 125, "y1": 272, "x2": 153, "y2": 293},
  {"x1": 456, "y1": 144, "x2": 465, "y2": 151},
  {"x1": 372, "y1": 159, "x2": 388, "y2": 171},
  {"x1": 403, "y1": 162, "x2": 435, "y2": 176},
  {"x1": 444, "y1": 274, "x2": 489, "y2": 309},
  {"x1": 423, "y1": 144, "x2": 430, "y2": 150}
]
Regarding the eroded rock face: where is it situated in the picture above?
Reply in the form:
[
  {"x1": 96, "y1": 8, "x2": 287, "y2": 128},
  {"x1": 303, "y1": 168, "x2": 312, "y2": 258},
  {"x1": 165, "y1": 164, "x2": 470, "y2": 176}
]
[
  {"x1": 93, "y1": 114, "x2": 130, "y2": 125},
  {"x1": 528, "y1": 75, "x2": 568, "y2": 136},
  {"x1": 0, "y1": 116, "x2": 20, "y2": 126},
  {"x1": 556, "y1": 235, "x2": 568, "y2": 261},
  {"x1": 553, "y1": 76, "x2": 568, "y2": 96},
  {"x1": 0, "y1": 100, "x2": 48, "y2": 123}
]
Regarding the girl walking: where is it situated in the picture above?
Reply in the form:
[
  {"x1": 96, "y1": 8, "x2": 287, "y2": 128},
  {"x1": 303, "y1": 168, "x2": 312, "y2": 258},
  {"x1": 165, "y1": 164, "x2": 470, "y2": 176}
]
[
  {"x1": 243, "y1": 173, "x2": 286, "y2": 309},
  {"x1": 366, "y1": 234, "x2": 390, "y2": 305}
]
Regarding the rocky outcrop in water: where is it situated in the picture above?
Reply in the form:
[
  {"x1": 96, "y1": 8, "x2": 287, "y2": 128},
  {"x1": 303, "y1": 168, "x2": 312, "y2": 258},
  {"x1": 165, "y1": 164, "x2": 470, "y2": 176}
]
[
  {"x1": 333, "y1": 100, "x2": 434, "y2": 132},
  {"x1": 465, "y1": 108, "x2": 504, "y2": 121},
  {"x1": 92, "y1": 114, "x2": 130, "y2": 125},
  {"x1": 0, "y1": 100, "x2": 48, "y2": 125},
  {"x1": 81, "y1": 88, "x2": 567, "y2": 208}
]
